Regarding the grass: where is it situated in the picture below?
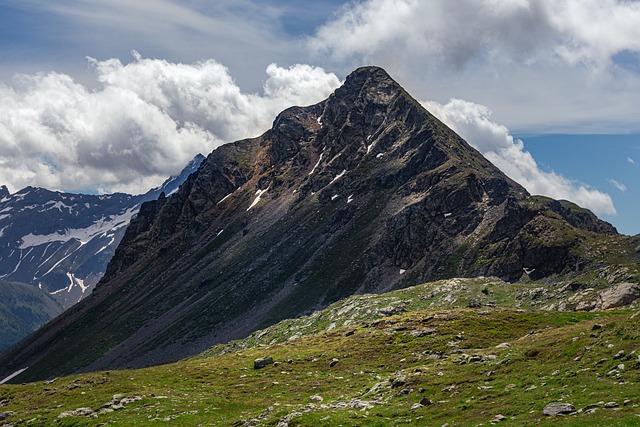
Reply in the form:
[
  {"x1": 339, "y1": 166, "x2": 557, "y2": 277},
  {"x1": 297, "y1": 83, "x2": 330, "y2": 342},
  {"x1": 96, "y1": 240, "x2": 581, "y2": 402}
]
[{"x1": 2, "y1": 278, "x2": 640, "y2": 426}]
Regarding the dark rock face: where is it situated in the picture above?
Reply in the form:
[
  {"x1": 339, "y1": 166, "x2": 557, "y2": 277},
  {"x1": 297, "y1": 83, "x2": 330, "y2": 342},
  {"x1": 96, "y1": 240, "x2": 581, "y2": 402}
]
[{"x1": 0, "y1": 67, "x2": 619, "y2": 382}]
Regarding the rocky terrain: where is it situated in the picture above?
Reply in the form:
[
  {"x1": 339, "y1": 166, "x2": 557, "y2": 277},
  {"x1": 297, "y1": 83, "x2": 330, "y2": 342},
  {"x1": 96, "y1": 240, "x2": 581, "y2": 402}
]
[
  {"x1": 0, "y1": 66, "x2": 636, "y2": 385},
  {"x1": 1, "y1": 278, "x2": 640, "y2": 425}
]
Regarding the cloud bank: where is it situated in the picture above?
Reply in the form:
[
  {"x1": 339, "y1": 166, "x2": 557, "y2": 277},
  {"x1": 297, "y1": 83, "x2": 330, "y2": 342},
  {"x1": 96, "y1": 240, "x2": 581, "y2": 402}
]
[
  {"x1": 422, "y1": 98, "x2": 616, "y2": 215},
  {"x1": 309, "y1": 0, "x2": 640, "y2": 133},
  {"x1": 0, "y1": 55, "x2": 340, "y2": 194}
]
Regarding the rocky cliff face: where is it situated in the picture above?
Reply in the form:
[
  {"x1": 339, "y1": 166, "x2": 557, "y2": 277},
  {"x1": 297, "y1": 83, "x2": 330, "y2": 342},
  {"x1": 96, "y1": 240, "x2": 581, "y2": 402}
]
[{"x1": 0, "y1": 67, "x2": 618, "y2": 382}]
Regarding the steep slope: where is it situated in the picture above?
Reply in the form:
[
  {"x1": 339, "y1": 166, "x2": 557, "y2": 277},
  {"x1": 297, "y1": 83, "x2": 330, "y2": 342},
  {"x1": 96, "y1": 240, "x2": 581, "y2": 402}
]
[
  {"x1": 0, "y1": 154, "x2": 204, "y2": 308},
  {"x1": 0, "y1": 67, "x2": 620, "y2": 382},
  {"x1": 0, "y1": 281, "x2": 63, "y2": 350}
]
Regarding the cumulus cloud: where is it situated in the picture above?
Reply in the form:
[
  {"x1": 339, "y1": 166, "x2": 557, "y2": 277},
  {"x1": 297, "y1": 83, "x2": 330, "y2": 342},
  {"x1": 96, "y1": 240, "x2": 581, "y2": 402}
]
[
  {"x1": 309, "y1": 0, "x2": 640, "y2": 133},
  {"x1": 311, "y1": 0, "x2": 640, "y2": 70},
  {"x1": 0, "y1": 55, "x2": 340, "y2": 194},
  {"x1": 422, "y1": 98, "x2": 617, "y2": 216}
]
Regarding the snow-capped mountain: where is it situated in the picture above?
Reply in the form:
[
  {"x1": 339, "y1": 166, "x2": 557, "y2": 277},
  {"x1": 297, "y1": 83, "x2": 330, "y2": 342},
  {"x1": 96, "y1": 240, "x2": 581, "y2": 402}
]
[{"x1": 0, "y1": 154, "x2": 204, "y2": 309}]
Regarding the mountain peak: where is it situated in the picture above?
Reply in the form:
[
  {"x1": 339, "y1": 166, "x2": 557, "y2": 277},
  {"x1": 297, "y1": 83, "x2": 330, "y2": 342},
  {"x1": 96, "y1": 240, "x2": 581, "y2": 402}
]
[
  {"x1": 0, "y1": 67, "x2": 621, "y2": 383},
  {"x1": 0, "y1": 185, "x2": 9, "y2": 199}
]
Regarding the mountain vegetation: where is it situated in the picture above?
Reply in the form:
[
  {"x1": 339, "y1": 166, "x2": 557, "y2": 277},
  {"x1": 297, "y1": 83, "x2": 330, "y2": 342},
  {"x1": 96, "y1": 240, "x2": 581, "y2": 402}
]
[{"x1": 1, "y1": 279, "x2": 639, "y2": 425}]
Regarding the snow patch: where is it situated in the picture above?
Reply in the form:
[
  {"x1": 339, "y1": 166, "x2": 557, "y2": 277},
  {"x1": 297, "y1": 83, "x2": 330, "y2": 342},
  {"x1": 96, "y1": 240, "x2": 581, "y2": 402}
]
[
  {"x1": 44, "y1": 200, "x2": 74, "y2": 213},
  {"x1": 329, "y1": 169, "x2": 347, "y2": 185},
  {"x1": 0, "y1": 226, "x2": 6, "y2": 238},
  {"x1": 217, "y1": 192, "x2": 233, "y2": 205},
  {"x1": 523, "y1": 267, "x2": 536, "y2": 275},
  {"x1": 19, "y1": 206, "x2": 137, "y2": 249},
  {"x1": 376, "y1": 153, "x2": 385, "y2": 158},
  {"x1": 347, "y1": 194, "x2": 354, "y2": 204},
  {"x1": 309, "y1": 152, "x2": 324, "y2": 175},
  {"x1": 247, "y1": 188, "x2": 269, "y2": 211},
  {"x1": 216, "y1": 229, "x2": 224, "y2": 237},
  {"x1": 1, "y1": 367, "x2": 28, "y2": 384},
  {"x1": 94, "y1": 237, "x2": 116, "y2": 256},
  {"x1": 317, "y1": 115, "x2": 323, "y2": 126},
  {"x1": 0, "y1": 214, "x2": 10, "y2": 221},
  {"x1": 331, "y1": 194, "x2": 339, "y2": 201},
  {"x1": 400, "y1": 269, "x2": 406, "y2": 275},
  {"x1": 444, "y1": 212, "x2": 452, "y2": 218}
]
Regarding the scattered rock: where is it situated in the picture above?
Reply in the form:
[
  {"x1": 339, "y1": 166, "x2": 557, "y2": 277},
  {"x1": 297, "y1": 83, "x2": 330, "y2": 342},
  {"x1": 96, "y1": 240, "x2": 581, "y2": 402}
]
[
  {"x1": 378, "y1": 301, "x2": 409, "y2": 316},
  {"x1": 58, "y1": 407, "x2": 97, "y2": 419},
  {"x1": 543, "y1": 402, "x2": 576, "y2": 416},
  {"x1": 309, "y1": 395, "x2": 323, "y2": 403},
  {"x1": 419, "y1": 397, "x2": 433, "y2": 406},
  {"x1": 604, "y1": 402, "x2": 619, "y2": 408},
  {"x1": 391, "y1": 376, "x2": 406, "y2": 388},
  {"x1": 583, "y1": 402, "x2": 604, "y2": 411},
  {"x1": 614, "y1": 350, "x2": 625, "y2": 360},
  {"x1": 409, "y1": 328, "x2": 437, "y2": 337},
  {"x1": 254, "y1": 357, "x2": 274, "y2": 369},
  {"x1": 496, "y1": 342, "x2": 511, "y2": 348},
  {"x1": 491, "y1": 414, "x2": 507, "y2": 423},
  {"x1": 0, "y1": 412, "x2": 13, "y2": 421},
  {"x1": 592, "y1": 324, "x2": 603, "y2": 330},
  {"x1": 329, "y1": 358, "x2": 339, "y2": 367},
  {"x1": 411, "y1": 403, "x2": 424, "y2": 410}
]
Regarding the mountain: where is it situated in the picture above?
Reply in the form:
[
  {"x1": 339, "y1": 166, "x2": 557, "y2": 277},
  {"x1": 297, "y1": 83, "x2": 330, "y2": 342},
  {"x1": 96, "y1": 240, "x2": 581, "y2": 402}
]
[
  {"x1": 0, "y1": 66, "x2": 629, "y2": 383},
  {"x1": 0, "y1": 155, "x2": 204, "y2": 350},
  {"x1": 0, "y1": 280, "x2": 63, "y2": 351}
]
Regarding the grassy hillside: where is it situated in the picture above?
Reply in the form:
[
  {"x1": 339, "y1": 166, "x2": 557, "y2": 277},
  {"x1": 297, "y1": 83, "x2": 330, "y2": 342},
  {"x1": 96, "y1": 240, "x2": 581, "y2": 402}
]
[
  {"x1": 1, "y1": 279, "x2": 639, "y2": 426},
  {"x1": 0, "y1": 281, "x2": 63, "y2": 350}
]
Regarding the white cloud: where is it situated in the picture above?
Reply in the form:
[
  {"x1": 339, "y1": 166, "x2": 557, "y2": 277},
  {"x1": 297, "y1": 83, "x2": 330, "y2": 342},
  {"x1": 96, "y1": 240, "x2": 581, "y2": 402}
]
[
  {"x1": 309, "y1": 0, "x2": 640, "y2": 133},
  {"x1": 0, "y1": 55, "x2": 340, "y2": 194},
  {"x1": 311, "y1": 0, "x2": 640, "y2": 70},
  {"x1": 609, "y1": 179, "x2": 627, "y2": 193},
  {"x1": 628, "y1": 157, "x2": 637, "y2": 165},
  {"x1": 422, "y1": 98, "x2": 617, "y2": 216}
]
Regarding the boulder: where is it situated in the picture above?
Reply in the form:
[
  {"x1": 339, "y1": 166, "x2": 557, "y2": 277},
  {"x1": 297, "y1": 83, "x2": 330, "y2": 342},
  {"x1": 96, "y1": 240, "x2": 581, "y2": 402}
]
[
  {"x1": 254, "y1": 357, "x2": 274, "y2": 369},
  {"x1": 600, "y1": 283, "x2": 640, "y2": 309},
  {"x1": 543, "y1": 402, "x2": 576, "y2": 416}
]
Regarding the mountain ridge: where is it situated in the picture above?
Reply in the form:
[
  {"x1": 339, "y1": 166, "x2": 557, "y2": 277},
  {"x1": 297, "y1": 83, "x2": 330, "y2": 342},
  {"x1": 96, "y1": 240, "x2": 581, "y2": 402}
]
[{"x1": 0, "y1": 66, "x2": 625, "y2": 383}]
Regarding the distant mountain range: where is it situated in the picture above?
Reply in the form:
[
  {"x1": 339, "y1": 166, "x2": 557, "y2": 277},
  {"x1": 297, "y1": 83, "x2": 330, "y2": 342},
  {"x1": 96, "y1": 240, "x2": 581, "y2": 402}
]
[
  {"x1": 2, "y1": 67, "x2": 637, "y2": 384},
  {"x1": 0, "y1": 154, "x2": 204, "y2": 349}
]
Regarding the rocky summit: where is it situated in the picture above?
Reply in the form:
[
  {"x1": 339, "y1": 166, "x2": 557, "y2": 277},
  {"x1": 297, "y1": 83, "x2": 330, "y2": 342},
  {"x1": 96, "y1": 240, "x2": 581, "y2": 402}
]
[{"x1": 0, "y1": 66, "x2": 632, "y2": 383}]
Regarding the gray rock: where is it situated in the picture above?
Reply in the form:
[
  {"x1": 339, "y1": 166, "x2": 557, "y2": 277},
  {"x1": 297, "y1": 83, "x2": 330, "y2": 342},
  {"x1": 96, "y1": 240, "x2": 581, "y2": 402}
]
[
  {"x1": 58, "y1": 407, "x2": 97, "y2": 418},
  {"x1": 0, "y1": 412, "x2": 13, "y2": 421},
  {"x1": 543, "y1": 402, "x2": 576, "y2": 416},
  {"x1": 491, "y1": 414, "x2": 507, "y2": 423},
  {"x1": 496, "y1": 342, "x2": 511, "y2": 348},
  {"x1": 411, "y1": 403, "x2": 424, "y2": 410},
  {"x1": 309, "y1": 395, "x2": 323, "y2": 403},
  {"x1": 329, "y1": 358, "x2": 339, "y2": 367},
  {"x1": 600, "y1": 283, "x2": 640, "y2": 309},
  {"x1": 613, "y1": 350, "x2": 625, "y2": 360},
  {"x1": 254, "y1": 357, "x2": 274, "y2": 369},
  {"x1": 604, "y1": 402, "x2": 619, "y2": 408},
  {"x1": 391, "y1": 376, "x2": 406, "y2": 388}
]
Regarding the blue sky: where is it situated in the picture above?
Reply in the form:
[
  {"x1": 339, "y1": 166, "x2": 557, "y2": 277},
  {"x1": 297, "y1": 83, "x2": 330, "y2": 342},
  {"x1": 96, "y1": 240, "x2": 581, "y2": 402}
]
[{"x1": 0, "y1": 0, "x2": 639, "y2": 235}]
